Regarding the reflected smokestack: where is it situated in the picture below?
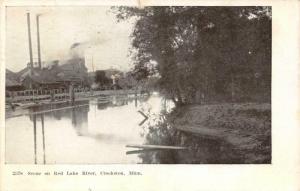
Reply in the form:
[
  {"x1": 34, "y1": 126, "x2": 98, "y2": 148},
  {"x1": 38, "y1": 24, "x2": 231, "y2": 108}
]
[
  {"x1": 41, "y1": 114, "x2": 46, "y2": 164},
  {"x1": 33, "y1": 114, "x2": 37, "y2": 164}
]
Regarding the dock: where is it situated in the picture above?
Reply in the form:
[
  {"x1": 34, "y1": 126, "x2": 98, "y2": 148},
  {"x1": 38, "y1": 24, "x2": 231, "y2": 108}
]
[{"x1": 6, "y1": 89, "x2": 137, "y2": 103}]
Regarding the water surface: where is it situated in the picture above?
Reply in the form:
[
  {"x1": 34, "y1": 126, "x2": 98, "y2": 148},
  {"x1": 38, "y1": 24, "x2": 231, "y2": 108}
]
[
  {"x1": 6, "y1": 93, "x2": 244, "y2": 164},
  {"x1": 6, "y1": 94, "x2": 174, "y2": 164}
]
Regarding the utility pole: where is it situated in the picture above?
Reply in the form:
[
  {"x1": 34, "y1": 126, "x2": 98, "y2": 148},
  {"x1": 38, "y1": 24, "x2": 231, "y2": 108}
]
[
  {"x1": 36, "y1": 14, "x2": 42, "y2": 69},
  {"x1": 26, "y1": 13, "x2": 34, "y2": 88}
]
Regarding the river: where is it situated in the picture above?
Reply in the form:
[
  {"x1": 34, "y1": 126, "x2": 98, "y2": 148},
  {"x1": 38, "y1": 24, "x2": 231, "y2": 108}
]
[
  {"x1": 6, "y1": 93, "x2": 244, "y2": 164},
  {"x1": 6, "y1": 93, "x2": 175, "y2": 164}
]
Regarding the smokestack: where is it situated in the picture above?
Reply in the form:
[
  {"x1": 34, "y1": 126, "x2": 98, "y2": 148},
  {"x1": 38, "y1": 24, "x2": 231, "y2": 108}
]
[
  {"x1": 36, "y1": 15, "x2": 42, "y2": 69},
  {"x1": 26, "y1": 13, "x2": 33, "y2": 76}
]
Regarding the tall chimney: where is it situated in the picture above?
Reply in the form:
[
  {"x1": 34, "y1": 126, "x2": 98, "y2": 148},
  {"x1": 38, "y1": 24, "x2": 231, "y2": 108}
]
[
  {"x1": 36, "y1": 15, "x2": 42, "y2": 69},
  {"x1": 26, "y1": 13, "x2": 33, "y2": 75}
]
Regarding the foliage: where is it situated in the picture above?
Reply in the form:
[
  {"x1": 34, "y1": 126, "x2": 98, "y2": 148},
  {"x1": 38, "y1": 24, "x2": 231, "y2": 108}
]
[
  {"x1": 113, "y1": 6, "x2": 271, "y2": 105},
  {"x1": 94, "y1": 70, "x2": 112, "y2": 86}
]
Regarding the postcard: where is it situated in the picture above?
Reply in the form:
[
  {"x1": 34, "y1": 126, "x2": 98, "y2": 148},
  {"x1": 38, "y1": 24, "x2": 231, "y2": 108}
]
[{"x1": 1, "y1": 0, "x2": 299, "y2": 190}]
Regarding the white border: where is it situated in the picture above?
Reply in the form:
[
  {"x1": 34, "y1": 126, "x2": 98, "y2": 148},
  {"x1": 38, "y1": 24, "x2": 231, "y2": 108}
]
[{"x1": 1, "y1": 1, "x2": 299, "y2": 191}]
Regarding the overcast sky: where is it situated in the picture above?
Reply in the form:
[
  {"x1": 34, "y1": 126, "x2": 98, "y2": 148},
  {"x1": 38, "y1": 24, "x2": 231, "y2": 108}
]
[{"x1": 6, "y1": 6, "x2": 136, "y2": 72}]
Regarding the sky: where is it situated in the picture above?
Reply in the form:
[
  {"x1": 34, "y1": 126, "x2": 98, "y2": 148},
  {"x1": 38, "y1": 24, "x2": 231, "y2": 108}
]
[{"x1": 6, "y1": 6, "x2": 136, "y2": 72}]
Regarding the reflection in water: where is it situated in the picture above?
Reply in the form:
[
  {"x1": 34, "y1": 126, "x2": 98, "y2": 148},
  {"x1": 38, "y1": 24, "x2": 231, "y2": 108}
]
[
  {"x1": 33, "y1": 114, "x2": 37, "y2": 164},
  {"x1": 97, "y1": 102, "x2": 111, "y2": 110},
  {"x1": 6, "y1": 93, "x2": 243, "y2": 164},
  {"x1": 6, "y1": 96, "x2": 148, "y2": 164},
  {"x1": 24, "y1": 100, "x2": 91, "y2": 164},
  {"x1": 138, "y1": 113, "x2": 244, "y2": 164},
  {"x1": 41, "y1": 114, "x2": 46, "y2": 164},
  {"x1": 31, "y1": 113, "x2": 47, "y2": 164},
  {"x1": 71, "y1": 105, "x2": 89, "y2": 136}
]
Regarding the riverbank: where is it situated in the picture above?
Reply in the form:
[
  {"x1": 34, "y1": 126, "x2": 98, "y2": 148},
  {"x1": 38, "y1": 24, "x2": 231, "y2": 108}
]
[
  {"x1": 6, "y1": 89, "x2": 138, "y2": 103},
  {"x1": 170, "y1": 103, "x2": 271, "y2": 163},
  {"x1": 5, "y1": 92, "x2": 150, "y2": 119}
]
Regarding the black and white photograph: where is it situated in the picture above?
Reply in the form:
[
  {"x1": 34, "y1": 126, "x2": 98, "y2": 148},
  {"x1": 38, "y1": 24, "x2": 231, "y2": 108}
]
[{"x1": 5, "y1": 6, "x2": 271, "y2": 164}]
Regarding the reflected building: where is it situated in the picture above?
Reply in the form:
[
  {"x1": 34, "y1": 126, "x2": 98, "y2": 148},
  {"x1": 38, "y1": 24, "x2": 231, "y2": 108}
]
[
  {"x1": 28, "y1": 100, "x2": 90, "y2": 121},
  {"x1": 70, "y1": 104, "x2": 89, "y2": 136},
  {"x1": 97, "y1": 102, "x2": 111, "y2": 110}
]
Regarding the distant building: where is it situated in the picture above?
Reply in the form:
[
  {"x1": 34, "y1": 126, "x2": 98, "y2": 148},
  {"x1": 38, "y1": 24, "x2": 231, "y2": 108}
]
[
  {"x1": 21, "y1": 73, "x2": 62, "y2": 89},
  {"x1": 12, "y1": 58, "x2": 89, "y2": 90},
  {"x1": 56, "y1": 58, "x2": 88, "y2": 87},
  {"x1": 6, "y1": 69, "x2": 24, "y2": 91}
]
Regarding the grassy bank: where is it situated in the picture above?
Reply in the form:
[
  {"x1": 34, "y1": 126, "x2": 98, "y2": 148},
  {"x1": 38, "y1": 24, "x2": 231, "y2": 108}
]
[{"x1": 170, "y1": 103, "x2": 271, "y2": 163}]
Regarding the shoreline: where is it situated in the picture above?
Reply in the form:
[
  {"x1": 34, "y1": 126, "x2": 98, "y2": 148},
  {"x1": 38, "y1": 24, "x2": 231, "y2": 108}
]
[{"x1": 170, "y1": 102, "x2": 271, "y2": 163}]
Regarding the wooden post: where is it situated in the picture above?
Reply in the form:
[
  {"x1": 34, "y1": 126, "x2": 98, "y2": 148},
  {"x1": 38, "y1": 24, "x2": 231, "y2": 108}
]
[
  {"x1": 50, "y1": 89, "x2": 54, "y2": 102},
  {"x1": 69, "y1": 84, "x2": 75, "y2": 104}
]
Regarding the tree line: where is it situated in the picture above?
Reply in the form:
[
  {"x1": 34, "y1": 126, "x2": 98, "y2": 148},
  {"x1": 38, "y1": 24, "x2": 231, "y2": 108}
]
[{"x1": 114, "y1": 6, "x2": 271, "y2": 106}]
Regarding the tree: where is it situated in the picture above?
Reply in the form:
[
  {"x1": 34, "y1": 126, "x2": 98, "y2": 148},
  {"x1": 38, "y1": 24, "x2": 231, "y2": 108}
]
[
  {"x1": 114, "y1": 6, "x2": 271, "y2": 105},
  {"x1": 94, "y1": 70, "x2": 111, "y2": 87}
]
